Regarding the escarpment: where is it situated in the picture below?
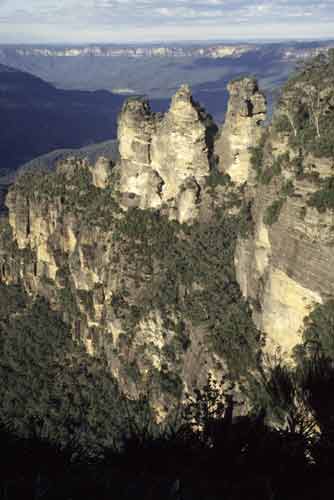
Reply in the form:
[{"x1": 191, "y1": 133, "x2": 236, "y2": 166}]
[
  {"x1": 235, "y1": 56, "x2": 334, "y2": 356},
  {"x1": 1, "y1": 63, "x2": 334, "y2": 419},
  {"x1": 0, "y1": 87, "x2": 260, "y2": 418}
]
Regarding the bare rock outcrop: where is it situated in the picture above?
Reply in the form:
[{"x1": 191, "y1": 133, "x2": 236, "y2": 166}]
[
  {"x1": 91, "y1": 157, "x2": 113, "y2": 189},
  {"x1": 216, "y1": 77, "x2": 266, "y2": 184},
  {"x1": 235, "y1": 130, "x2": 334, "y2": 357},
  {"x1": 117, "y1": 85, "x2": 217, "y2": 221},
  {"x1": 4, "y1": 70, "x2": 334, "y2": 414},
  {"x1": 118, "y1": 98, "x2": 163, "y2": 209}
]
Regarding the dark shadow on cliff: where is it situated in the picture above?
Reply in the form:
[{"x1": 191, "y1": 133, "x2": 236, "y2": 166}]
[{"x1": 2, "y1": 362, "x2": 334, "y2": 500}]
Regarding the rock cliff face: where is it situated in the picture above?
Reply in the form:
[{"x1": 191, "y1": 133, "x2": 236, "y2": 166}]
[
  {"x1": 235, "y1": 128, "x2": 334, "y2": 356},
  {"x1": 216, "y1": 78, "x2": 266, "y2": 184},
  {"x1": 1, "y1": 73, "x2": 334, "y2": 418},
  {"x1": 118, "y1": 85, "x2": 217, "y2": 222},
  {"x1": 1, "y1": 130, "x2": 252, "y2": 417}
]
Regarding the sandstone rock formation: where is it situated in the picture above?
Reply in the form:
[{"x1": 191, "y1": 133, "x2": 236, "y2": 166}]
[
  {"x1": 2, "y1": 72, "x2": 334, "y2": 420},
  {"x1": 234, "y1": 110, "x2": 334, "y2": 357},
  {"x1": 117, "y1": 85, "x2": 217, "y2": 221},
  {"x1": 215, "y1": 77, "x2": 266, "y2": 184},
  {"x1": 1, "y1": 148, "x2": 238, "y2": 418},
  {"x1": 91, "y1": 156, "x2": 113, "y2": 189}
]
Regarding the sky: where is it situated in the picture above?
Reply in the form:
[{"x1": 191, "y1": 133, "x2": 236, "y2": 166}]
[{"x1": 0, "y1": 0, "x2": 334, "y2": 44}]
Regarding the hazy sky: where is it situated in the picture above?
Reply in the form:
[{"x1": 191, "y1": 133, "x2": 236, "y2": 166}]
[{"x1": 0, "y1": 0, "x2": 334, "y2": 43}]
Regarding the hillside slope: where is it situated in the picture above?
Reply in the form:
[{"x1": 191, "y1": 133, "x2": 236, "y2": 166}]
[
  {"x1": 1, "y1": 54, "x2": 334, "y2": 448},
  {"x1": 0, "y1": 64, "x2": 124, "y2": 172}
]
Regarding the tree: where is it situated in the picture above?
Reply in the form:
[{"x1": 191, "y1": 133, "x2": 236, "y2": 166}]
[
  {"x1": 0, "y1": 296, "x2": 124, "y2": 457},
  {"x1": 278, "y1": 92, "x2": 300, "y2": 137}
]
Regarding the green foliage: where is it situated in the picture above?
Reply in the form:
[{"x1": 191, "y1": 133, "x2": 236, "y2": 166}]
[
  {"x1": 246, "y1": 352, "x2": 298, "y2": 425},
  {"x1": 249, "y1": 135, "x2": 266, "y2": 179},
  {"x1": 250, "y1": 142, "x2": 289, "y2": 186},
  {"x1": 281, "y1": 179, "x2": 295, "y2": 197},
  {"x1": 278, "y1": 52, "x2": 334, "y2": 158},
  {"x1": 181, "y1": 374, "x2": 227, "y2": 445},
  {"x1": 259, "y1": 154, "x2": 287, "y2": 185},
  {"x1": 297, "y1": 300, "x2": 334, "y2": 360},
  {"x1": 308, "y1": 176, "x2": 334, "y2": 213},
  {"x1": 263, "y1": 198, "x2": 285, "y2": 225},
  {"x1": 298, "y1": 356, "x2": 334, "y2": 440},
  {"x1": 111, "y1": 207, "x2": 260, "y2": 378},
  {"x1": 15, "y1": 162, "x2": 122, "y2": 230},
  {"x1": 291, "y1": 154, "x2": 305, "y2": 179},
  {"x1": 159, "y1": 370, "x2": 183, "y2": 398},
  {"x1": 0, "y1": 283, "x2": 27, "y2": 320},
  {"x1": 273, "y1": 114, "x2": 291, "y2": 134},
  {"x1": 205, "y1": 168, "x2": 231, "y2": 189},
  {"x1": 293, "y1": 301, "x2": 334, "y2": 438},
  {"x1": 263, "y1": 178, "x2": 295, "y2": 226},
  {"x1": 0, "y1": 292, "x2": 127, "y2": 457}
]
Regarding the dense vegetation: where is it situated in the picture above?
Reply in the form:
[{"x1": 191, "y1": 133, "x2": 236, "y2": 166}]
[
  {"x1": 111, "y1": 204, "x2": 260, "y2": 378},
  {"x1": 13, "y1": 163, "x2": 260, "y2": 379},
  {"x1": 0, "y1": 285, "x2": 149, "y2": 457},
  {"x1": 307, "y1": 175, "x2": 334, "y2": 212},
  {"x1": 249, "y1": 137, "x2": 290, "y2": 186},
  {"x1": 3, "y1": 342, "x2": 334, "y2": 499},
  {"x1": 6, "y1": 215, "x2": 334, "y2": 500},
  {"x1": 250, "y1": 139, "x2": 296, "y2": 226},
  {"x1": 273, "y1": 49, "x2": 334, "y2": 158},
  {"x1": 0, "y1": 163, "x2": 262, "y2": 464}
]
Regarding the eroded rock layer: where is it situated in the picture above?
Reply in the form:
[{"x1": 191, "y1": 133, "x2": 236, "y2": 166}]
[
  {"x1": 118, "y1": 85, "x2": 217, "y2": 222},
  {"x1": 0, "y1": 143, "x2": 255, "y2": 418},
  {"x1": 216, "y1": 77, "x2": 266, "y2": 184},
  {"x1": 1, "y1": 72, "x2": 334, "y2": 416}
]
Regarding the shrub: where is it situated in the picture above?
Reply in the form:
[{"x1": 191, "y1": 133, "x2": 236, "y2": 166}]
[
  {"x1": 308, "y1": 176, "x2": 334, "y2": 213},
  {"x1": 281, "y1": 179, "x2": 295, "y2": 197},
  {"x1": 250, "y1": 143, "x2": 265, "y2": 178},
  {"x1": 263, "y1": 198, "x2": 285, "y2": 225},
  {"x1": 205, "y1": 169, "x2": 231, "y2": 189}
]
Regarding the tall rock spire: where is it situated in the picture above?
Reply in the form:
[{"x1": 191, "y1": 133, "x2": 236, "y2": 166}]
[
  {"x1": 215, "y1": 77, "x2": 267, "y2": 184},
  {"x1": 117, "y1": 86, "x2": 218, "y2": 221}
]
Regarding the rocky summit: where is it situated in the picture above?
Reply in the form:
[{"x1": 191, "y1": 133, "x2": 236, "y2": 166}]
[
  {"x1": 118, "y1": 84, "x2": 218, "y2": 223},
  {"x1": 216, "y1": 77, "x2": 267, "y2": 184},
  {"x1": 1, "y1": 57, "x2": 334, "y2": 429}
]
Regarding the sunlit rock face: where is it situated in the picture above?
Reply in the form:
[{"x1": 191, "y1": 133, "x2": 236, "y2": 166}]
[
  {"x1": 91, "y1": 157, "x2": 113, "y2": 189},
  {"x1": 151, "y1": 84, "x2": 215, "y2": 200},
  {"x1": 216, "y1": 77, "x2": 266, "y2": 184},
  {"x1": 117, "y1": 85, "x2": 217, "y2": 222},
  {"x1": 234, "y1": 90, "x2": 334, "y2": 357},
  {"x1": 1, "y1": 153, "x2": 231, "y2": 420},
  {"x1": 3, "y1": 71, "x2": 334, "y2": 423},
  {"x1": 117, "y1": 98, "x2": 163, "y2": 209}
]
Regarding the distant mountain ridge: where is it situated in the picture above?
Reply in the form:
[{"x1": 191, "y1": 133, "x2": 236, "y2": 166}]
[
  {"x1": 0, "y1": 63, "x2": 125, "y2": 172},
  {"x1": 2, "y1": 44, "x2": 252, "y2": 59},
  {"x1": 1, "y1": 41, "x2": 333, "y2": 60},
  {"x1": 2, "y1": 41, "x2": 333, "y2": 126}
]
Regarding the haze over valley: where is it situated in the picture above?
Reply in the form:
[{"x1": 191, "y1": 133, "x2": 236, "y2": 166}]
[
  {"x1": 1, "y1": 39, "x2": 334, "y2": 180},
  {"x1": 2, "y1": 41, "x2": 334, "y2": 117}
]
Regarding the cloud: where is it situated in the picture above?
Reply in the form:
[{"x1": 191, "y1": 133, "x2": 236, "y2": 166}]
[{"x1": 0, "y1": 0, "x2": 334, "y2": 41}]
